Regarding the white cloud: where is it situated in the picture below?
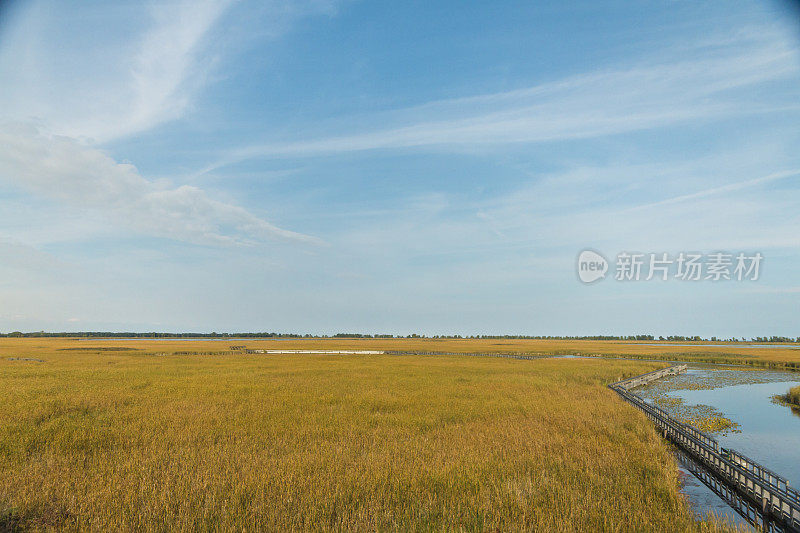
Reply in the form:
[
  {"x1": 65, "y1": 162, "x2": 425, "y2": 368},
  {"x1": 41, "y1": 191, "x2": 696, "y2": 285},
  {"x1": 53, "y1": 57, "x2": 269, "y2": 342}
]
[
  {"x1": 0, "y1": 1, "x2": 331, "y2": 247},
  {"x1": 324, "y1": 141, "x2": 800, "y2": 274},
  {"x1": 0, "y1": 124, "x2": 320, "y2": 246}
]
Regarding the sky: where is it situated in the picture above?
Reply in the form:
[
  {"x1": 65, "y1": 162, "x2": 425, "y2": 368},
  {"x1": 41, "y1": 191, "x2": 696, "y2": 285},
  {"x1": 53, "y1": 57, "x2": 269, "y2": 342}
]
[{"x1": 0, "y1": 0, "x2": 799, "y2": 337}]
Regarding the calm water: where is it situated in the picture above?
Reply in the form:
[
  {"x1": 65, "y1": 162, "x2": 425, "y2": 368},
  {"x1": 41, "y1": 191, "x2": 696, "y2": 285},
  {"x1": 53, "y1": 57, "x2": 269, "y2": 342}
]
[
  {"x1": 640, "y1": 366, "x2": 800, "y2": 527},
  {"x1": 677, "y1": 379, "x2": 800, "y2": 483}
]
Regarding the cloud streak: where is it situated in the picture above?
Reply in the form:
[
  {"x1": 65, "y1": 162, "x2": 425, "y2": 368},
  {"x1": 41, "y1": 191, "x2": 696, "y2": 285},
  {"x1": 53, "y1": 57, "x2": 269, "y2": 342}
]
[
  {"x1": 208, "y1": 30, "x2": 799, "y2": 168},
  {"x1": 626, "y1": 169, "x2": 800, "y2": 212},
  {"x1": 120, "y1": 0, "x2": 235, "y2": 141},
  {"x1": 0, "y1": 124, "x2": 320, "y2": 246},
  {"x1": 0, "y1": 0, "x2": 236, "y2": 143}
]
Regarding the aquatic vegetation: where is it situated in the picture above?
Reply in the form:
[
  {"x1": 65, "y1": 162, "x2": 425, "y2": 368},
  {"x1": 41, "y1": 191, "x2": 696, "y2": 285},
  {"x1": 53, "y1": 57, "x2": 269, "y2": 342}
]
[
  {"x1": 641, "y1": 391, "x2": 740, "y2": 436},
  {"x1": 681, "y1": 407, "x2": 740, "y2": 435},
  {"x1": 647, "y1": 368, "x2": 795, "y2": 393}
]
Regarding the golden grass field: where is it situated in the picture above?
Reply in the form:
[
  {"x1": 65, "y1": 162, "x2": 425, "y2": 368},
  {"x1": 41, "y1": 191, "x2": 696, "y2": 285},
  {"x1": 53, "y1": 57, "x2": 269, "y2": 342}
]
[
  {"x1": 0, "y1": 338, "x2": 780, "y2": 531},
  {"x1": 2, "y1": 337, "x2": 799, "y2": 367}
]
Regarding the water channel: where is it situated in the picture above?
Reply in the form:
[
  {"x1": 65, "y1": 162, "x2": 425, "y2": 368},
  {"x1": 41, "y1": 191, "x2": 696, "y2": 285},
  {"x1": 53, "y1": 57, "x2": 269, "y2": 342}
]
[{"x1": 637, "y1": 365, "x2": 800, "y2": 528}]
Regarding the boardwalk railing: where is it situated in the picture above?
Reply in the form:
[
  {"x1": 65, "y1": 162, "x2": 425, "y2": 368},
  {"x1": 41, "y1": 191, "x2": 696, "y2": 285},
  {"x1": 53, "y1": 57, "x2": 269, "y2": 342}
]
[{"x1": 609, "y1": 366, "x2": 800, "y2": 532}]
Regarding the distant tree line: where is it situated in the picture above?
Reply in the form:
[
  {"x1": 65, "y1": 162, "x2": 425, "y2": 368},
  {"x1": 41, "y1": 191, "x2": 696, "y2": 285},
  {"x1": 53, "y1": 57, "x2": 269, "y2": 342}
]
[
  {"x1": 1, "y1": 332, "x2": 798, "y2": 342},
  {"x1": 1, "y1": 331, "x2": 308, "y2": 339}
]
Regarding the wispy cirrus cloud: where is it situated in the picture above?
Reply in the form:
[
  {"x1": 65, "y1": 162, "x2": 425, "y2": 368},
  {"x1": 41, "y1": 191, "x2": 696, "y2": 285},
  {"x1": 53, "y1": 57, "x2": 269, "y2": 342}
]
[{"x1": 206, "y1": 29, "x2": 799, "y2": 169}]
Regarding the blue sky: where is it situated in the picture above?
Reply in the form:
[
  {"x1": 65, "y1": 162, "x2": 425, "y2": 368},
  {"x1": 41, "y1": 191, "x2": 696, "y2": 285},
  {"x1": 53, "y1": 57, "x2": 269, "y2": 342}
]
[{"x1": 0, "y1": 0, "x2": 799, "y2": 336}]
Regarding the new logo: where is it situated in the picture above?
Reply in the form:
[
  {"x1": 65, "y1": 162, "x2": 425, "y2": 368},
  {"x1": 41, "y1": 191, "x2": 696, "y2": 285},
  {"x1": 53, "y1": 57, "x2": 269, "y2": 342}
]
[{"x1": 577, "y1": 250, "x2": 608, "y2": 284}]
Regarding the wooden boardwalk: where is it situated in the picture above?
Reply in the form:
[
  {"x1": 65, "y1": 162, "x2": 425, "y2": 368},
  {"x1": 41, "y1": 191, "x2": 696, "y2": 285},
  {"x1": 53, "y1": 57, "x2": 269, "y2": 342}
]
[{"x1": 610, "y1": 366, "x2": 800, "y2": 532}]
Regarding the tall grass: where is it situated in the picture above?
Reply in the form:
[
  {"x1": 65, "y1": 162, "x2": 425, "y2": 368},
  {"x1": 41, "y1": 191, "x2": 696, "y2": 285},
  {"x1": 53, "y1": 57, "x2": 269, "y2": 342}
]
[
  {"x1": 782, "y1": 385, "x2": 800, "y2": 408},
  {"x1": 0, "y1": 346, "x2": 737, "y2": 531}
]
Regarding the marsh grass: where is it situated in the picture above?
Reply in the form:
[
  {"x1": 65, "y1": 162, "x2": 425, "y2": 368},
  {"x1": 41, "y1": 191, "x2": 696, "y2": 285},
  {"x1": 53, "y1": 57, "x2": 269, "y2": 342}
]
[
  {"x1": 0, "y1": 343, "x2": 738, "y2": 531},
  {"x1": 787, "y1": 385, "x2": 800, "y2": 407},
  {"x1": 3, "y1": 337, "x2": 800, "y2": 368},
  {"x1": 774, "y1": 385, "x2": 800, "y2": 412}
]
